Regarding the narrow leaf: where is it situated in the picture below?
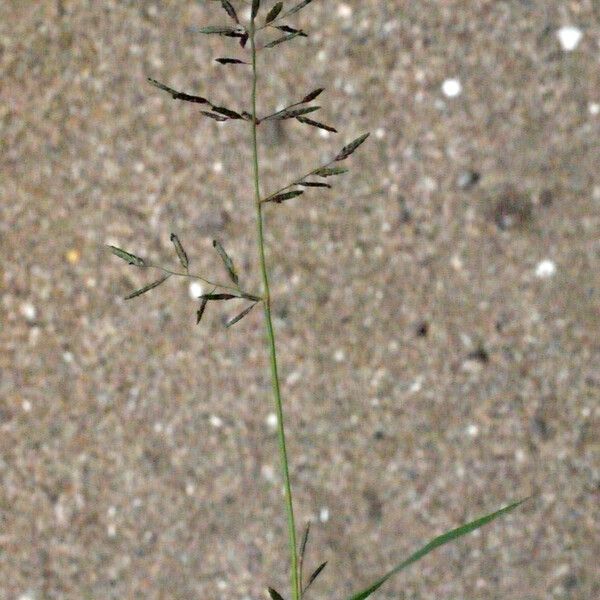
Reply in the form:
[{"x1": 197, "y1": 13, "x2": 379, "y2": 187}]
[
  {"x1": 265, "y1": 2, "x2": 283, "y2": 24},
  {"x1": 197, "y1": 25, "x2": 241, "y2": 36},
  {"x1": 170, "y1": 233, "x2": 189, "y2": 269},
  {"x1": 220, "y1": 0, "x2": 239, "y2": 23},
  {"x1": 275, "y1": 25, "x2": 308, "y2": 36},
  {"x1": 346, "y1": 499, "x2": 528, "y2": 600},
  {"x1": 313, "y1": 166, "x2": 348, "y2": 177},
  {"x1": 265, "y1": 31, "x2": 303, "y2": 48},
  {"x1": 251, "y1": 0, "x2": 260, "y2": 20},
  {"x1": 215, "y1": 57, "x2": 248, "y2": 65},
  {"x1": 267, "y1": 588, "x2": 286, "y2": 600},
  {"x1": 334, "y1": 132, "x2": 370, "y2": 161},
  {"x1": 108, "y1": 245, "x2": 145, "y2": 267},
  {"x1": 282, "y1": 0, "x2": 314, "y2": 18},
  {"x1": 225, "y1": 302, "x2": 257, "y2": 327},
  {"x1": 299, "y1": 522, "x2": 311, "y2": 590},
  {"x1": 270, "y1": 106, "x2": 321, "y2": 120},
  {"x1": 196, "y1": 297, "x2": 209, "y2": 324},
  {"x1": 297, "y1": 181, "x2": 332, "y2": 188},
  {"x1": 304, "y1": 561, "x2": 327, "y2": 592},
  {"x1": 148, "y1": 78, "x2": 209, "y2": 104},
  {"x1": 213, "y1": 240, "x2": 239, "y2": 285},
  {"x1": 239, "y1": 292, "x2": 262, "y2": 302},
  {"x1": 210, "y1": 105, "x2": 244, "y2": 119},
  {"x1": 268, "y1": 190, "x2": 304, "y2": 203},
  {"x1": 296, "y1": 116, "x2": 337, "y2": 133},
  {"x1": 199, "y1": 293, "x2": 239, "y2": 301},
  {"x1": 201, "y1": 110, "x2": 229, "y2": 121},
  {"x1": 124, "y1": 274, "x2": 170, "y2": 300},
  {"x1": 301, "y1": 87, "x2": 325, "y2": 103}
]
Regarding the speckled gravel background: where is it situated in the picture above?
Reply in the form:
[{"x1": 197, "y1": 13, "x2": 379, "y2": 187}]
[{"x1": 1, "y1": 1, "x2": 599, "y2": 599}]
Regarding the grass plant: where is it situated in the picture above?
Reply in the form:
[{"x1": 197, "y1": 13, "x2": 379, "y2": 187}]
[{"x1": 109, "y1": 2, "x2": 526, "y2": 598}]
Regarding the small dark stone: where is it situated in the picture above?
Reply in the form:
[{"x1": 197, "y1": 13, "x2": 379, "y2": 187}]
[
  {"x1": 563, "y1": 574, "x2": 579, "y2": 590},
  {"x1": 415, "y1": 320, "x2": 429, "y2": 337},
  {"x1": 456, "y1": 169, "x2": 481, "y2": 190},
  {"x1": 373, "y1": 429, "x2": 385, "y2": 440},
  {"x1": 363, "y1": 488, "x2": 383, "y2": 521},
  {"x1": 489, "y1": 187, "x2": 533, "y2": 230},
  {"x1": 467, "y1": 345, "x2": 489, "y2": 363},
  {"x1": 539, "y1": 188, "x2": 553, "y2": 206},
  {"x1": 398, "y1": 195, "x2": 412, "y2": 223}
]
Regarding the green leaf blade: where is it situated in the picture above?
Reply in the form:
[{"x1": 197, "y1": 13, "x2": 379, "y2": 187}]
[
  {"x1": 251, "y1": 0, "x2": 261, "y2": 21},
  {"x1": 124, "y1": 274, "x2": 170, "y2": 300},
  {"x1": 313, "y1": 166, "x2": 348, "y2": 177},
  {"x1": 170, "y1": 233, "x2": 189, "y2": 269},
  {"x1": 108, "y1": 245, "x2": 145, "y2": 267},
  {"x1": 265, "y1": 2, "x2": 284, "y2": 24},
  {"x1": 334, "y1": 132, "x2": 370, "y2": 161},
  {"x1": 346, "y1": 498, "x2": 528, "y2": 600},
  {"x1": 212, "y1": 240, "x2": 239, "y2": 285}
]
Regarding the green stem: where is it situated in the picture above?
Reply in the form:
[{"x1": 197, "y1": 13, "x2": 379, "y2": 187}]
[{"x1": 249, "y1": 20, "x2": 301, "y2": 600}]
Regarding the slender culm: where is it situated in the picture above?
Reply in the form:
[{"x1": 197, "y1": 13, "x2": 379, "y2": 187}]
[{"x1": 249, "y1": 11, "x2": 301, "y2": 600}]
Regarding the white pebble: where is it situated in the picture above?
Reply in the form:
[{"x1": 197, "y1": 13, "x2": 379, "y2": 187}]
[
  {"x1": 535, "y1": 259, "x2": 556, "y2": 279},
  {"x1": 333, "y1": 349, "x2": 345, "y2": 362},
  {"x1": 319, "y1": 506, "x2": 330, "y2": 523},
  {"x1": 337, "y1": 3, "x2": 353, "y2": 18},
  {"x1": 441, "y1": 78, "x2": 462, "y2": 98},
  {"x1": 266, "y1": 412, "x2": 278, "y2": 430},
  {"x1": 153, "y1": 422, "x2": 163, "y2": 433},
  {"x1": 107, "y1": 523, "x2": 117, "y2": 538},
  {"x1": 556, "y1": 26, "x2": 583, "y2": 52},
  {"x1": 286, "y1": 370, "x2": 301, "y2": 385},
  {"x1": 212, "y1": 161, "x2": 223, "y2": 174},
  {"x1": 261, "y1": 464, "x2": 276, "y2": 482},
  {"x1": 189, "y1": 281, "x2": 204, "y2": 299},
  {"x1": 185, "y1": 482, "x2": 196, "y2": 496},
  {"x1": 588, "y1": 102, "x2": 600, "y2": 116},
  {"x1": 466, "y1": 424, "x2": 479, "y2": 437},
  {"x1": 20, "y1": 302, "x2": 37, "y2": 321},
  {"x1": 209, "y1": 414, "x2": 223, "y2": 428},
  {"x1": 22, "y1": 400, "x2": 32, "y2": 412},
  {"x1": 409, "y1": 377, "x2": 423, "y2": 393}
]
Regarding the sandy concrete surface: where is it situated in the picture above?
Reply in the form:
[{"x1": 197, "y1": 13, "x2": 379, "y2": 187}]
[{"x1": 1, "y1": 1, "x2": 599, "y2": 599}]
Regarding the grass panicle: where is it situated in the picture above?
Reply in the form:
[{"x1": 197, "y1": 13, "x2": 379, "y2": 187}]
[{"x1": 108, "y1": 3, "x2": 526, "y2": 599}]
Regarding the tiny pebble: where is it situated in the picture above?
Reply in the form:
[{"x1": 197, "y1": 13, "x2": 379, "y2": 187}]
[
  {"x1": 66, "y1": 248, "x2": 80, "y2": 264},
  {"x1": 261, "y1": 464, "x2": 276, "y2": 482},
  {"x1": 189, "y1": 281, "x2": 204, "y2": 299},
  {"x1": 209, "y1": 414, "x2": 223, "y2": 428},
  {"x1": 319, "y1": 506, "x2": 330, "y2": 523},
  {"x1": 337, "y1": 3, "x2": 353, "y2": 18},
  {"x1": 22, "y1": 400, "x2": 32, "y2": 412},
  {"x1": 20, "y1": 302, "x2": 37, "y2": 322},
  {"x1": 588, "y1": 103, "x2": 600, "y2": 116},
  {"x1": 535, "y1": 259, "x2": 556, "y2": 279},
  {"x1": 266, "y1": 412, "x2": 278, "y2": 430},
  {"x1": 212, "y1": 161, "x2": 223, "y2": 174},
  {"x1": 467, "y1": 424, "x2": 479, "y2": 437},
  {"x1": 556, "y1": 26, "x2": 583, "y2": 52},
  {"x1": 442, "y1": 78, "x2": 462, "y2": 98}
]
